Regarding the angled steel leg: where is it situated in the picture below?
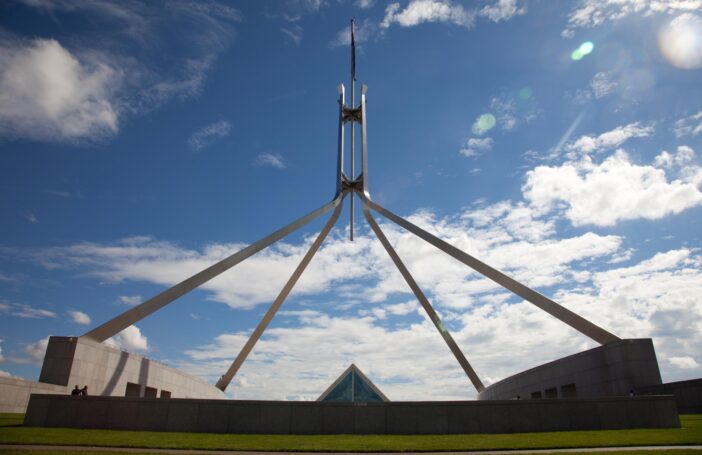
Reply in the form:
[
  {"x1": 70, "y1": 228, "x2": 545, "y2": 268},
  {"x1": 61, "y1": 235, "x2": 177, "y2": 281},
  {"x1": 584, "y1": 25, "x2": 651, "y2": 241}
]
[
  {"x1": 365, "y1": 198, "x2": 620, "y2": 346},
  {"x1": 216, "y1": 193, "x2": 347, "y2": 392},
  {"x1": 83, "y1": 195, "x2": 345, "y2": 343},
  {"x1": 362, "y1": 201, "x2": 485, "y2": 393}
]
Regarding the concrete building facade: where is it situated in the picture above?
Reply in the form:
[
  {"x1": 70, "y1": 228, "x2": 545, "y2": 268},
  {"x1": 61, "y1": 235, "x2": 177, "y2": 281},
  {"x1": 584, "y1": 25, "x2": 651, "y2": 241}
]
[
  {"x1": 478, "y1": 339, "x2": 662, "y2": 401},
  {"x1": 38, "y1": 336, "x2": 223, "y2": 400}
]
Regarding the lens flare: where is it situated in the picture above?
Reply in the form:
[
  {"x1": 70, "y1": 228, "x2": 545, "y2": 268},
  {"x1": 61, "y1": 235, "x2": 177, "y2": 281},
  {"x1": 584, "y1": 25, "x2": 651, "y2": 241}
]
[
  {"x1": 659, "y1": 13, "x2": 702, "y2": 70},
  {"x1": 472, "y1": 113, "x2": 496, "y2": 135},
  {"x1": 518, "y1": 87, "x2": 533, "y2": 100},
  {"x1": 571, "y1": 41, "x2": 594, "y2": 61}
]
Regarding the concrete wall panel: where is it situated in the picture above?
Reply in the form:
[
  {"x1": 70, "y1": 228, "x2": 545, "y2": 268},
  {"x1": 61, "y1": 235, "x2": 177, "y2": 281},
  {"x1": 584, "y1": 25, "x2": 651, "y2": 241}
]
[
  {"x1": 24, "y1": 394, "x2": 681, "y2": 434},
  {"x1": 479, "y1": 339, "x2": 662, "y2": 401},
  {"x1": 37, "y1": 336, "x2": 223, "y2": 404}
]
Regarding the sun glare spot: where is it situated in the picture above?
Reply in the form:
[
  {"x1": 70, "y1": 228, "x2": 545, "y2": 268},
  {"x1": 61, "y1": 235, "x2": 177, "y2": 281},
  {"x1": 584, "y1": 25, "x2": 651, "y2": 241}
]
[
  {"x1": 472, "y1": 113, "x2": 496, "y2": 135},
  {"x1": 659, "y1": 13, "x2": 702, "y2": 70},
  {"x1": 519, "y1": 87, "x2": 533, "y2": 100},
  {"x1": 571, "y1": 41, "x2": 594, "y2": 61}
]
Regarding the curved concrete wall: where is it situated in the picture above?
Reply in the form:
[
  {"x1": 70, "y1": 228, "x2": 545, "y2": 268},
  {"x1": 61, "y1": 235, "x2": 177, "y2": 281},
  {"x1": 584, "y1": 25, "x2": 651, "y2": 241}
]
[
  {"x1": 478, "y1": 339, "x2": 662, "y2": 401},
  {"x1": 39, "y1": 336, "x2": 223, "y2": 400}
]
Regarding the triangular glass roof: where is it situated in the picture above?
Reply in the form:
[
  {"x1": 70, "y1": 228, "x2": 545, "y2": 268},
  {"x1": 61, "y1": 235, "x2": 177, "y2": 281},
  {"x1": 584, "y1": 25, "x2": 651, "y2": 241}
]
[{"x1": 317, "y1": 364, "x2": 389, "y2": 402}]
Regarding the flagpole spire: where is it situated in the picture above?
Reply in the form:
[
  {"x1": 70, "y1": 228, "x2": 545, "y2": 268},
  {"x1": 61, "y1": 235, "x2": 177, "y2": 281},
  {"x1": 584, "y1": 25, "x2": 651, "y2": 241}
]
[{"x1": 349, "y1": 18, "x2": 356, "y2": 241}]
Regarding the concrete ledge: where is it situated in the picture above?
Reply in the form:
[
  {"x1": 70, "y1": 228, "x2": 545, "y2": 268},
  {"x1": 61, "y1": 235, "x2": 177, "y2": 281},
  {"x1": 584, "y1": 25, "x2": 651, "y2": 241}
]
[{"x1": 24, "y1": 394, "x2": 680, "y2": 434}]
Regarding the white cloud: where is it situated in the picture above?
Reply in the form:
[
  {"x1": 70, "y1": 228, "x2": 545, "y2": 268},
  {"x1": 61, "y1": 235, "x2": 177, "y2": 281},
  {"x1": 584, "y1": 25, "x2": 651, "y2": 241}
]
[
  {"x1": 281, "y1": 25, "x2": 304, "y2": 46},
  {"x1": 0, "y1": 38, "x2": 118, "y2": 143},
  {"x1": 188, "y1": 120, "x2": 231, "y2": 151},
  {"x1": 524, "y1": 148, "x2": 702, "y2": 227},
  {"x1": 0, "y1": 301, "x2": 56, "y2": 319},
  {"x1": 105, "y1": 325, "x2": 148, "y2": 352},
  {"x1": 675, "y1": 111, "x2": 702, "y2": 137},
  {"x1": 459, "y1": 137, "x2": 493, "y2": 158},
  {"x1": 0, "y1": 370, "x2": 16, "y2": 378},
  {"x1": 17, "y1": 198, "x2": 702, "y2": 398},
  {"x1": 562, "y1": 0, "x2": 702, "y2": 37},
  {"x1": 381, "y1": 0, "x2": 474, "y2": 29},
  {"x1": 330, "y1": 19, "x2": 378, "y2": 48},
  {"x1": 478, "y1": 0, "x2": 526, "y2": 23},
  {"x1": 68, "y1": 310, "x2": 91, "y2": 325},
  {"x1": 176, "y1": 246, "x2": 702, "y2": 400},
  {"x1": 253, "y1": 152, "x2": 286, "y2": 169},
  {"x1": 118, "y1": 295, "x2": 142, "y2": 306},
  {"x1": 3, "y1": 1, "x2": 241, "y2": 144},
  {"x1": 658, "y1": 13, "x2": 702, "y2": 69},
  {"x1": 0, "y1": 340, "x2": 4, "y2": 363},
  {"x1": 355, "y1": 0, "x2": 375, "y2": 8},
  {"x1": 670, "y1": 356, "x2": 699, "y2": 369},
  {"x1": 24, "y1": 337, "x2": 50, "y2": 364},
  {"x1": 565, "y1": 122, "x2": 654, "y2": 157},
  {"x1": 21, "y1": 211, "x2": 39, "y2": 224},
  {"x1": 590, "y1": 72, "x2": 618, "y2": 99}
]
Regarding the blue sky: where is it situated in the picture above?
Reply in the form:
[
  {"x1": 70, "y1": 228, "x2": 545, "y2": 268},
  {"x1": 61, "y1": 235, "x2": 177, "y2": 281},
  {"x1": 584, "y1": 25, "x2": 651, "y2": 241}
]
[{"x1": 1, "y1": 0, "x2": 702, "y2": 401}]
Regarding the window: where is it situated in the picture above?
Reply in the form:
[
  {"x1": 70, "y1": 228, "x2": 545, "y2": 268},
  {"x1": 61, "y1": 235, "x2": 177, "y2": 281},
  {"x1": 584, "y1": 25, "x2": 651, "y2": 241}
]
[
  {"x1": 561, "y1": 383, "x2": 576, "y2": 398},
  {"x1": 544, "y1": 387, "x2": 558, "y2": 398},
  {"x1": 125, "y1": 382, "x2": 141, "y2": 397}
]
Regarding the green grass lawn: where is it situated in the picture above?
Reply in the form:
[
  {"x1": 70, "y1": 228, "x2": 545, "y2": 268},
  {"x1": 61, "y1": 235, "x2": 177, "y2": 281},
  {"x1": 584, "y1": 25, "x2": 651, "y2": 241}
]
[{"x1": 0, "y1": 413, "x2": 701, "y2": 452}]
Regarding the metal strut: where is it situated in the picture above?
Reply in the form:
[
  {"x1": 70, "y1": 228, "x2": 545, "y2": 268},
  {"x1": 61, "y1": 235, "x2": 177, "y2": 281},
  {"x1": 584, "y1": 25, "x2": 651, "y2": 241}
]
[
  {"x1": 216, "y1": 192, "x2": 348, "y2": 391},
  {"x1": 362, "y1": 202, "x2": 485, "y2": 392},
  {"x1": 82, "y1": 194, "x2": 344, "y2": 343}
]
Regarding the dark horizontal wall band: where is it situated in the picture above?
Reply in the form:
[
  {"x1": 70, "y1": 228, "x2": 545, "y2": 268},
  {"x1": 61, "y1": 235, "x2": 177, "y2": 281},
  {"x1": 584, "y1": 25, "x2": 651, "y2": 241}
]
[{"x1": 25, "y1": 394, "x2": 680, "y2": 434}]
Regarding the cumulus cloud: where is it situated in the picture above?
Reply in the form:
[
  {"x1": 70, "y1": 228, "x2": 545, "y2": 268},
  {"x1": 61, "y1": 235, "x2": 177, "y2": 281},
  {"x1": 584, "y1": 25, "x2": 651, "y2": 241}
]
[
  {"x1": 24, "y1": 337, "x2": 50, "y2": 364},
  {"x1": 188, "y1": 120, "x2": 231, "y2": 151},
  {"x1": 176, "y1": 245, "x2": 702, "y2": 399},
  {"x1": 381, "y1": 0, "x2": 474, "y2": 28},
  {"x1": 459, "y1": 137, "x2": 493, "y2": 158},
  {"x1": 562, "y1": 0, "x2": 702, "y2": 37},
  {"x1": 524, "y1": 147, "x2": 702, "y2": 227},
  {"x1": 68, "y1": 310, "x2": 91, "y2": 325},
  {"x1": 105, "y1": 325, "x2": 148, "y2": 352},
  {"x1": 0, "y1": 340, "x2": 4, "y2": 363},
  {"x1": 1, "y1": 1, "x2": 241, "y2": 144},
  {"x1": 0, "y1": 38, "x2": 118, "y2": 143},
  {"x1": 670, "y1": 356, "x2": 699, "y2": 369},
  {"x1": 565, "y1": 122, "x2": 654, "y2": 157},
  {"x1": 253, "y1": 152, "x2": 286, "y2": 169},
  {"x1": 14, "y1": 199, "x2": 702, "y2": 398}
]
